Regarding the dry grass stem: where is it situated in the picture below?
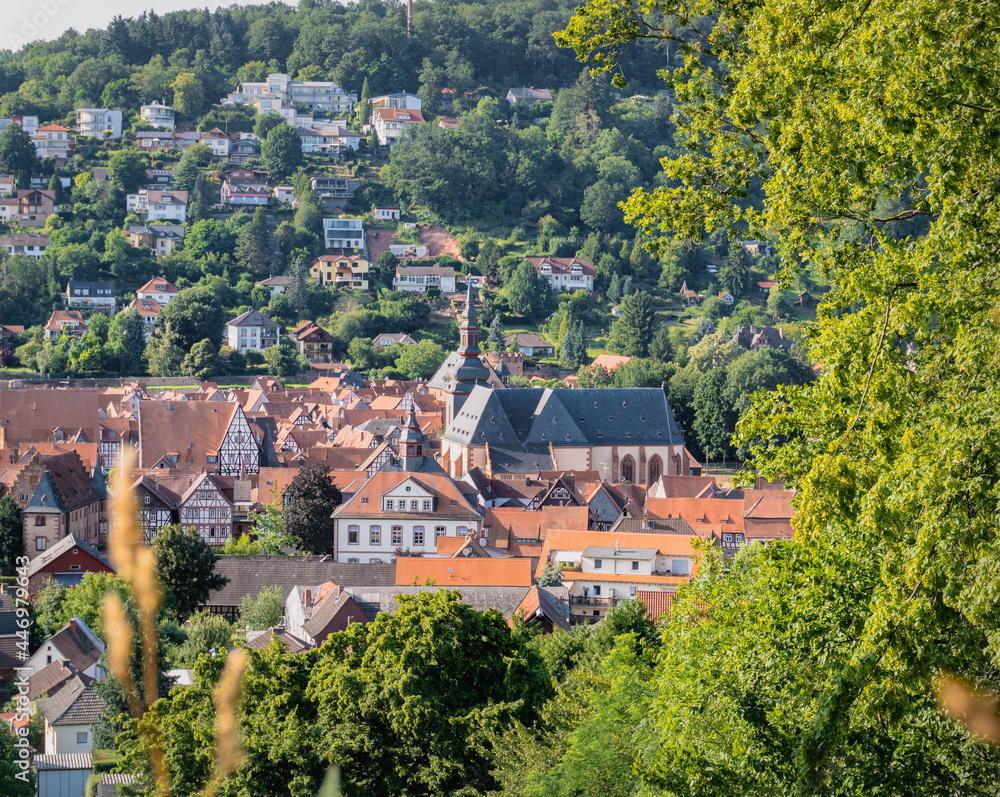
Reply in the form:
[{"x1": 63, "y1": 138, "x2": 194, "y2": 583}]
[
  {"x1": 204, "y1": 648, "x2": 249, "y2": 797},
  {"x1": 936, "y1": 672, "x2": 1000, "y2": 744}
]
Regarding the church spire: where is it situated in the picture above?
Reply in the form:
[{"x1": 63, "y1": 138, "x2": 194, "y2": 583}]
[{"x1": 457, "y1": 281, "x2": 480, "y2": 356}]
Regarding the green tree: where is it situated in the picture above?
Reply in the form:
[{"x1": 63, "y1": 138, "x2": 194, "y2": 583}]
[
  {"x1": 33, "y1": 573, "x2": 132, "y2": 640},
  {"x1": 393, "y1": 338, "x2": 447, "y2": 379},
  {"x1": 253, "y1": 111, "x2": 286, "y2": 142},
  {"x1": 188, "y1": 173, "x2": 212, "y2": 223},
  {"x1": 121, "y1": 309, "x2": 147, "y2": 374},
  {"x1": 145, "y1": 324, "x2": 186, "y2": 377},
  {"x1": 239, "y1": 585, "x2": 285, "y2": 631},
  {"x1": 506, "y1": 260, "x2": 555, "y2": 321},
  {"x1": 0, "y1": 725, "x2": 33, "y2": 797},
  {"x1": 170, "y1": 72, "x2": 206, "y2": 116},
  {"x1": 251, "y1": 499, "x2": 297, "y2": 553},
  {"x1": 0, "y1": 122, "x2": 39, "y2": 184},
  {"x1": 151, "y1": 525, "x2": 229, "y2": 620},
  {"x1": 561, "y1": 319, "x2": 589, "y2": 368},
  {"x1": 648, "y1": 323, "x2": 673, "y2": 363},
  {"x1": 0, "y1": 497, "x2": 22, "y2": 577},
  {"x1": 181, "y1": 338, "x2": 224, "y2": 381},
  {"x1": 106, "y1": 149, "x2": 148, "y2": 194},
  {"x1": 153, "y1": 287, "x2": 226, "y2": 351},
  {"x1": 359, "y1": 77, "x2": 372, "y2": 125},
  {"x1": 718, "y1": 244, "x2": 754, "y2": 300},
  {"x1": 282, "y1": 464, "x2": 341, "y2": 554},
  {"x1": 373, "y1": 250, "x2": 399, "y2": 287},
  {"x1": 286, "y1": 256, "x2": 309, "y2": 312},
  {"x1": 607, "y1": 290, "x2": 655, "y2": 357},
  {"x1": 309, "y1": 590, "x2": 551, "y2": 796},
  {"x1": 487, "y1": 313, "x2": 506, "y2": 350},
  {"x1": 236, "y1": 207, "x2": 272, "y2": 278},
  {"x1": 263, "y1": 339, "x2": 303, "y2": 378},
  {"x1": 607, "y1": 271, "x2": 621, "y2": 303},
  {"x1": 261, "y1": 124, "x2": 304, "y2": 182},
  {"x1": 177, "y1": 611, "x2": 233, "y2": 665}
]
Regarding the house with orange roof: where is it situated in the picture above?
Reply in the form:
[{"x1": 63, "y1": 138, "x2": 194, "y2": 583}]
[
  {"x1": 33, "y1": 124, "x2": 74, "y2": 159},
  {"x1": 395, "y1": 557, "x2": 533, "y2": 587},
  {"x1": 136, "y1": 276, "x2": 179, "y2": 305},
  {"x1": 590, "y1": 353, "x2": 632, "y2": 372},
  {"x1": 121, "y1": 296, "x2": 164, "y2": 340},
  {"x1": 526, "y1": 256, "x2": 596, "y2": 292},
  {"x1": 44, "y1": 310, "x2": 87, "y2": 341}
]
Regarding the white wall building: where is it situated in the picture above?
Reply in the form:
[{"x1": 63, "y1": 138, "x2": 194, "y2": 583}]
[
  {"x1": 526, "y1": 256, "x2": 596, "y2": 293},
  {"x1": 226, "y1": 308, "x2": 280, "y2": 352},
  {"x1": 140, "y1": 101, "x2": 176, "y2": 130},
  {"x1": 372, "y1": 93, "x2": 422, "y2": 111},
  {"x1": 372, "y1": 107, "x2": 425, "y2": 148},
  {"x1": 224, "y1": 73, "x2": 356, "y2": 119},
  {"x1": 323, "y1": 217, "x2": 365, "y2": 251},
  {"x1": 127, "y1": 189, "x2": 189, "y2": 223},
  {"x1": 75, "y1": 109, "x2": 123, "y2": 139}
]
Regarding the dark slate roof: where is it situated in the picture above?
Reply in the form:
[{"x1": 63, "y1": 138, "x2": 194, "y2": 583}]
[
  {"x1": 537, "y1": 586, "x2": 572, "y2": 629},
  {"x1": 206, "y1": 557, "x2": 397, "y2": 607},
  {"x1": 0, "y1": 592, "x2": 16, "y2": 635},
  {"x1": 444, "y1": 386, "x2": 686, "y2": 453},
  {"x1": 47, "y1": 617, "x2": 104, "y2": 672},
  {"x1": 344, "y1": 585, "x2": 531, "y2": 620},
  {"x1": 33, "y1": 753, "x2": 93, "y2": 770},
  {"x1": 610, "y1": 516, "x2": 696, "y2": 535},
  {"x1": 26, "y1": 471, "x2": 66, "y2": 514},
  {"x1": 41, "y1": 677, "x2": 104, "y2": 725},
  {"x1": 227, "y1": 308, "x2": 279, "y2": 329},
  {"x1": 28, "y1": 660, "x2": 92, "y2": 701}
]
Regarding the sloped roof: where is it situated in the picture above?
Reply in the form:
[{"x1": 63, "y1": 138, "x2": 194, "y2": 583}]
[
  {"x1": 41, "y1": 676, "x2": 104, "y2": 725},
  {"x1": 636, "y1": 589, "x2": 677, "y2": 622},
  {"x1": 33, "y1": 753, "x2": 93, "y2": 770},
  {"x1": 344, "y1": 585, "x2": 531, "y2": 620},
  {"x1": 26, "y1": 533, "x2": 113, "y2": 578},
  {"x1": 47, "y1": 617, "x2": 104, "y2": 672},
  {"x1": 28, "y1": 660, "x2": 93, "y2": 701},
  {"x1": 245, "y1": 627, "x2": 311, "y2": 653},
  {"x1": 511, "y1": 585, "x2": 571, "y2": 631},
  {"x1": 227, "y1": 308, "x2": 279, "y2": 329},
  {"x1": 395, "y1": 557, "x2": 533, "y2": 587}
]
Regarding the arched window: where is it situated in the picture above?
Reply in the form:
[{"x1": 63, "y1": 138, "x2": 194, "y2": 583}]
[
  {"x1": 620, "y1": 455, "x2": 635, "y2": 483},
  {"x1": 648, "y1": 455, "x2": 663, "y2": 486}
]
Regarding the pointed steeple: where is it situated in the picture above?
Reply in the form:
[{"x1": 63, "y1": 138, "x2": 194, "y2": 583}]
[
  {"x1": 397, "y1": 406, "x2": 426, "y2": 471},
  {"x1": 457, "y1": 281, "x2": 481, "y2": 356}
]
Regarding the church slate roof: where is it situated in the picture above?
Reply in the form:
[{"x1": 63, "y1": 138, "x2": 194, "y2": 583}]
[{"x1": 444, "y1": 386, "x2": 686, "y2": 452}]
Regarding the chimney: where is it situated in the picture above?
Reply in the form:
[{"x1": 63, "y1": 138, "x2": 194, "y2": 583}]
[
  {"x1": 304, "y1": 588, "x2": 312, "y2": 607},
  {"x1": 69, "y1": 617, "x2": 77, "y2": 634}
]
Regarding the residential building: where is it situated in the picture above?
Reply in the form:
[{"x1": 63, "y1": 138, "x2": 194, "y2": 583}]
[
  {"x1": 372, "y1": 93, "x2": 422, "y2": 111},
  {"x1": 0, "y1": 232, "x2": 50, "y2": 258},
  {"x1": 177, "y1": 472, "x2": 235, "y2": 545},
  {"x1": 44, "y1": 310, "x2": 88, "y2": 341},
  {"x1": 719, "y1": 291, "x2": 735, "y2": 306},
  {"x1": 309, "y1": 254, "x2": 369, "y2": 289},
  {"x1": 679, "y1": 280, "x2": 699, "y2": 306},
  {"x1": 291, "y1": 320, "x2": 335, "y2": 363},
  {"x1": 140, "y1": 101, "x2": 175, "y2": 130},
  {"x1": 310, "y1": 175, "x2": 360, "y2": 205},
  {"x1": 24, "y1": 533, "x2": 115, "y2": 593},
  {"x1": 34, "y1": 754, "x2": 93, "y2": 797},
  {"x1": 127, "y1": 225, "x2": 185, "y2": 256},
  {"x1": 41, "y1": 675, "x2": 104, "y2": 754},
  {"x1": 200, "y1": 128, "x2": 232, "y2": 157},
  {"x1": 740, "y1": 239, "x2": 771, "y2": 256},
  {"x1": 136, "y1": 276, "x2": 179, "y2": 305},
  {"x1": 8, "y1": 188, "x2": 58, "y2": 227},
  {"x1": 273, "y1": 185, "x2": 295, "y2": 203},
  {"x1": 297, "y1": 123, "x2": 361, "y2": 156},
  {"x1": 505, "y1": 332, "x2": 554, "y2": 357},
  {"x1": 0, "y1": 174, "x2": 15, "y2": 193},
  {"x1": 526, "y1": 256, "x2": 596, "y2": 292},
  {"x1": 11, "y1": 452, "x2": 107, "y2": 555},
  {"x1": 372, "y1": 107, "x2": 425, "y2": 148},
  {"x1": 127, "y1": 189, "x2": 189, "y2": 222},
  {"x1": 393, "y1": 265, "x2": 456, "y2": 294},
  {"x1": 437, "y1": 117, "x2": 459, "y2": 130},
  {"x1": 227, "y1": 308, "x2": 280, "y2": 352},
  {"x1": 505, "y1": 87, "x2": 553, "y2": 106},
  {"x1": 144, "y1": 167, "x2": 172, "y2": 186},
  {"x1": 224, "y1": 73, "x2": 356, "y2": 117},
  {"x1": 24, "y1": 616, "x2": 104, "y2": 680},
  {"x1": 374, "y1": 206, "x2": 400, "y2": 222},
  {"x1": 255, "y1": 275, "x2": 291, "y2": 296},
  {"x1": 75, "y1": 108, "x2": 122, "y2": 139},
  {"x1": 284, "y1": 582, "x2": 369, "y2": 646},
  {"x1": 230, "y1": 136, "x2": 261, "y2": 162},
  {"x1": 332, "y1": 411, "x2": 482, "y2": 562},
  {"x1": 590, "y1": 353, "x2": 632, "y2": 372},
  {"x1": 32, "y1": 124, "x2": 74, "y2": 160},
  {"x1": 731, "y1": 325, "x2": 794, "y2": 353},
  {"x1": 64, "y1": 281, "x2": 116, "y2": 313},
  {"x1": 372, "y1": 332, "x2": 416, "y2": 349},
  {"x1": 323, "y1": 217, "x2": 365, "y2": 251},
  {"x1": 121, "y1": 296, "x2": 163, "y2": 339},
  {"x1": 221, "y1": 181, "x2": 270, "y2": 205},
  {"x1": 0, "y1": 115, "x2": 39, "y2": 136}
]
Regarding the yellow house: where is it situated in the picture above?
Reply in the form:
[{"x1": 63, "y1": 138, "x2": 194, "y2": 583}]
[{"x1": 309, "y1": 255, "x2": 369, "y2": 290}]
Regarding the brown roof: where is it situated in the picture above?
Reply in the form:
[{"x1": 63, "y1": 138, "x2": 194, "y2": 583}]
[
  {"x1": 47, "y1": 617, "x2": 104, "y2": 673},
  {"x1": 137, "y1": 402, "x2": 244, "y2": 469},
  {"x1": 486, "y1": 505, "x2": 591, "y2": 555},
  {"x1": 374, "y1": 108, "x2": 426, "y2": 123},
  {"x1": 334, "y1": 470, "x2": 479, "y2": 520},
  {"x1": 41, "y1": 677, "x2": 104, "y2": 726},
  {"x1": 28, "y1": 660, "x2": 93, "y2": 701},
  {"x1": 510, "y1": 585, "x2": 572, "y2": 632},
  {"x1": 636, "y1": 589, "x2": 677, "y2": 622},
  {"x1": 0, "y1": 389, "x2": 105, "y2": 449},
  {"x1": 245, "y1": 627, "x2": 311, "y2": 653},
  {"x1": 39, "y1": 452, "x2": 102, "y2": 512},
  {"x1": 526, "y1": 256, "x2": 597, "y2": 276},
  {"x1": 394, "y1": 557, "x2": 532, "y2": 587}
]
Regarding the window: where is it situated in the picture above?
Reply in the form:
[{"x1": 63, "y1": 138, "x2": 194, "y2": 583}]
[
  {"x1": 207, "y1": 456, "x2": 217, "y2": 464},
  {"x1": 620, "y1": 456, "x2": 635, "y2": 483},
  {"x1": 671, "y1": 559, "x2": 691, "y2": 575},
  {"x1": 413, "y1": 526, "x2": 425, "y2": 545},
  {"x1": 36, "y1": 537, "x2": 46, "y2": 551},
  {"x1": 410, "y1": 500, "x2": 418, "y2": 511},
  {"x1": 348, "y1": 525, "x2": 359, "y2": 544},
  {"x1": 594, "y1": 558, "x2": 602, "y2": 569},
  {"x1": 370, "y1": 525, "x2": 381, "y2": 545},
  {"x1": 422, "y1": 499, "x2": 431, "y2": 511},
  {"x1": 46, "y1": 654, "x2": 52, "y2": 664},
  {"x1": 144, "y1": 494, "x2": 150, "y2": 504},
  {"x1": 648, "y1": 456, "x2": 663, "y2": 485},
  {"x1": 450, "y1": 500, "x2": 457, "y2": 506},
  {"x1": 192, "y1": 509, "x2": 200, "y2": 520},
  {"x1": 593, "y1": 585, "x2": 602, "y2": 596},
  {"x1": 456, "y1": 526, "x2": 468, "y2": 537},
  {"x1": 361, "y1": 497, "x2": 368, "y2": 504},
  {"x1": 209, "y1": 527, "x2": 216, "y2": 538},
  {"x1": 209, "y1": 508, "x2": 216, "y2": 519},
  {"x1": 19, "y1": 492, "x2": 27, "y2": 502},
  {"x1": 76, "y1": 730, "x2": 88, "y2": 746},
  {"x1": 391, "y1": 526, "x2": 403, "y2": 546},
  {"x1": 629, "y1": 586, "x2": 637, "y2": 597},
  {"x1": 347, "y1": 557, "x2": 359, "y2": 564},
  {"x1": 34, "y1": 516, "x2": 44, "y2": 526},
  {"x1": 386, "y1": 499, "x2": 394, "y2": 510},
  {"x1": 632, "y1": 561, "x2": 639, "y2": 571},
  {"x1": 70, "y1": 564, "x2": 80, "y2": 571},
  {"x1": 221, "y1": 509, "x2": 227, "y2": 519},
  {"x1": 435, "y1": 526, "x2": 446, "y2": 538}
]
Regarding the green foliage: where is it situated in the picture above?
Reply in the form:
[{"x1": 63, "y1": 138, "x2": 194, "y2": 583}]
[
  {"x1": 220, "y1": 533, "x2": 263, "y2": 555},
  {"x1": 151, "y1": 525, "x2": 229, "y2": 621},
  {"x1": 106, "y1": 150, "x2": 149, "y2": 194},
  {"x1": 0, "y1": 123, "x2": 38, "y2": 184},
  {"x1": 236, "y1": 207, "x2": 274, "y2": 278},
  {"x1": 152, "y1": 287, "x2": 226, "y2": 352},
  {"x1": 506, "y1": 260, "x2": 556, "y2": 321},
  {"x1": 607, "y1": 290, "x2": 655, "y2": 357},
  {"x1": 0, "y1": 725, "x2": 33, "y2": 797},
  {"x1": 177, "y1": 611, "x2": 234, "y2": 666},
  {"x1": 239, "y1": 585, "x2": 284, "y2": 631},
  {"x1": 181, "y1": 339, "x2": 224, "y2": 381},
  {"x1": 264, "y1": 339, "x2": 305, "y2": 378},
  {"x1": 393, "y1": 338, "x2": 447, "y2": 379},
  {"x1": 283, "y1": 464, "x2": 341, "y2": 554},
  {"x1": 261, "y1": 124, "x2": 304, "y2": 182},
  {"x1": 33, "y1": 572, "x2": 133, "y2": 640},
  {"x1": 0, "y1": 496, "x2": 23, "y2": 577}
]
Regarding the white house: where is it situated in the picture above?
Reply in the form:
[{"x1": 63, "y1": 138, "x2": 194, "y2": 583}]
[
  {"x1": 323, "y1": 217, "x2": 365, "y2": 251},
  {"x1": 136, "y1": 276, "x2": 179, "y2": 305},
  {"x1": 332, "y1": 414, "x2": 481, "y2": 563},
  {"x1": 372, "y1": 92, "x2": 422, "y2": 111},
  {"x1": 255, "y1": 275, "x2": 291, "y2": 296},
  {"x1": 526, "y1": 256, "x2": 596, "y2": 293},
  {"x1": 0, "y1": 233, "x2": 49, "y2": 258},
  {"x1": 140, "y1": 101, "x2": 175, "y2": 130},
  {"x1": 224, "y1": 73, "x2": 356, "y2": 119},
  {"x1": 75, "y1": 109, "x2": 122, "y2": 139},
  {"x1": 273, "y1": 185, "x2": 295, "y2": 203},
  {"x1": 25, "y1": 616, "x2": 105, "y2": 681},
  {"x1": 64, "y1": 281, "x2": 116, "y2": 312},
  {"x1": 127, "y1": 189, "x2": 189, "y2": 222},
  {"x1": 374, "y1": 206, "x2": 400, "y2": 222},
  {"x1": 200, "y1": 128, "x2": 232, "y2": 157},
  {"x1": 505, "y1": 87, "x2": 553, "y2": 106},
  {"x1": 0, "y1": 115, "x2": 39, "y2": 136},
  {"x1": 505, "y1": 332, "x2": 554, "y2": 357},
  {"x1": 32, "y1": 124, "x2": 74, "y2": 160},
  {"x1": 41, "y1": 675, "x2": 104, "y2": 754},
  {"x1": 226, "y1": 308, "x2": 280, "y2": 352},
  {"x1": 372, "y1": 107, "x2": 425, "y2": 148},
  {"x1": 221, "y1": 181, "x2": 270, "y2": 205},
  {"x1": 393, "y1": 265, "x2": 456, "y2": 294}
]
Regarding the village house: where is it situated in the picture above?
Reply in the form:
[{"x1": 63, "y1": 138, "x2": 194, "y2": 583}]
[
  {"x1": 127, "y1": 189, "x2": 189, "y2": 222},
  {"x1": 374, "y1": 206, "x2": 401, "y2": 222},
  {"x1": 226, "y1": 309, "x2": 280, "y2": 352},
  {"x1": 526, "y1": 256, "x2": 596, "y2": 293},
  {"x1": 731, "y1": 325, "x2": 794, "y2": 353},
  {"x1": 273, "y1": 185, "x2": 295, "y2": 203},
  {"x1": 24, "y1": 617, "x2": 104, "y2": 680},
  {"x1": 310, "y1": 175, "x2": 360, "y2": 208},
  {"x1": 75, "y1": 108, "x2": 122, "y2": 139},
  {"x1": 221, "y1": 180, "x2": 270, "y2": 205},
  {"x1": 372, "y1": 107, "x2": 426, "y2": 148},
  {"x1": 120, "y1": 297, "x2": 163, "y2": 339},
  {"x1": 505, "y1": 87, "x2": 553, "y2": 106},
  {"x1": 200, "y1": 128, "x2": 232, "y2": 157},
  {"x1": 323, "y1": 217, "x2": 365, "y2": 251},
  {"x1": 0, "y1": 232, "x2": 49, "y2": 258},
  {"x1": 0, "y1": 115, "x2": 39, "y2": 136},
  {"x1": 291, "y1": 320, "x2": 335, "y2": 363},
  {"x1": 372, "y1": 92, "x2": 422, "y2": 111},
  {"x1": 127, "y1": 224, "x2": 185, "y2": 256},
  {"x1": 309, "y1": 254, "x2": 370, "y2": 289},
  {"x1": 0, "y1": 188, "x2": 59, "y2": 227},
  {"x1": 44, "y1": 310, "x2": 88, "y2": 341},
  {"x1": 40, "y1": 674, "x2": 104, "y2": 754},
  {"x1": 0, "y1": 174, "x2": 14, "y2": 193},
  {"x1": 32, "y1": 124, "x2": 74, "y2": 160},
  {"x1": 224, "y1": 73, "x2": 356, "y2": 118},
  {"x1": 505, "y1": 332, "x2": 554, "y2": 357},
  {"x1": 140, "y1": 100, "x2": 175, "y2": 130},
  {"x1": 284, "y1": 582, "x2": 369, "y2": 646},
  {"x1": 24, "y1": 533, "x2": 115, "y2": 593},
  {"x1": 64, "y1": 281, "x2": 116, "y2": 313},
  {"x1": 255, "y1": 275, "x2": 291, "y2": 296},
  {"x1": 372, "y1": 332, "x2": 417, "y2": 349},
  {"x1": 136, "y1": 276, "x2": 179, "y2": 306},
  {"x1": 393, "y1": 265, "x2": 457, "y2": 294}
]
